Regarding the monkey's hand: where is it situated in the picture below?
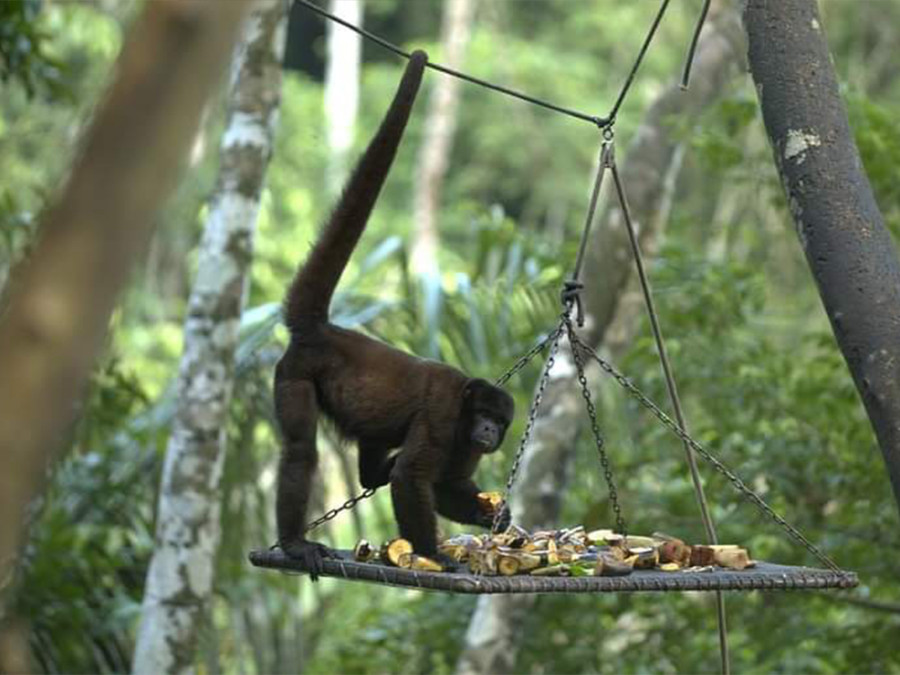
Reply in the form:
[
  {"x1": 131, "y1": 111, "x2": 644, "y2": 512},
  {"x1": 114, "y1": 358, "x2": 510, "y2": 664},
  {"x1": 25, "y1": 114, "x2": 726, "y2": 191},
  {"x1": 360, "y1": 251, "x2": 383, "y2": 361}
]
[
  {"x1": 477, "y1": 502, "x2": 511, "y2": 531},
  {"x1": 376, "y1": 454, "x2": 398, "y2": 488},
  {"x1": 280, "y1": 538, "x2": 334, "y2": 582},
  {"x1": 360, "y1": 453, "x2": 398, "y2": 489}
]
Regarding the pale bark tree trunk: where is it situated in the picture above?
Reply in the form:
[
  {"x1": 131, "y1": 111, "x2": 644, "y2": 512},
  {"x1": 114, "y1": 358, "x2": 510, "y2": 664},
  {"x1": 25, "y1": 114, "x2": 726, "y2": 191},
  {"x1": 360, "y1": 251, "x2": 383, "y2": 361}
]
[
  {"x1": 455, "y1": 6, "x2": 745, "y2": 673},
  {"x1": 323, "y1": 1, "x2": 366, "y2": 532},
  {"x1": 131, "y1": 2, "x2": 287, "y2": 673},
  {"x1": 410, "y1": 0, "x2": 476, "y2": 276},
  {"x1": 743, "y1": 0, "x2": 900, "y2": 523},
  {"x1": 324, "y1": 0, "x2": 364, "y2": 195},
  {"x1": 0, "y1": 3, "x2": 249, "y2": 671}
]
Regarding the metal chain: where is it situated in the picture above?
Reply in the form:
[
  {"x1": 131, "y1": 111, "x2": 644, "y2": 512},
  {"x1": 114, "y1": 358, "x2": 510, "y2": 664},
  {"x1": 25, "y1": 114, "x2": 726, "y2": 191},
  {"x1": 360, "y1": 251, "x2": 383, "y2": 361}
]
[
  {"x1": 563, "y1": 314, "x2": 628, "y2": 537},
  {"x1": 303, "y1": 487, "x2": 378, "y2": 534},
  {"x1": 570, "y1": 334, "x2": 841, "y2": 572},
  {"x1": 492, "y1": 318, "x2": 567, "y2": 533},
  {"x1": 495, "y1": 328, "x2": 564, "y2": 388}
]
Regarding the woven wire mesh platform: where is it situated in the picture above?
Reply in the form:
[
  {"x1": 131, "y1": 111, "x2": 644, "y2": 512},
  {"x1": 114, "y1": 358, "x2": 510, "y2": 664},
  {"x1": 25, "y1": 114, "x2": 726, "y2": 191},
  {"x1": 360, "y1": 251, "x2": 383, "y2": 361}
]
[{"x1": 249, "y1": 549, "x2": 857, "y2": 594}]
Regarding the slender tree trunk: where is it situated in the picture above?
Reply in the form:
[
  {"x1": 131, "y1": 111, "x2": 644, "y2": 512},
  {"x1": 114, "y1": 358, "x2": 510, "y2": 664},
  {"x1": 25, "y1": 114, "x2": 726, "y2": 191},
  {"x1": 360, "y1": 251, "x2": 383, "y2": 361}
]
[
  {"x1": 410, "y1": 0, "x2": 476, "y2": 276},
  {"x1": 743, "y1": 0, "x2": 900, "y2": 524},
  {"x1": 324, "y1": 0, "x2": 363, "y2": 195},
  {"x1": 455, "y1": 6, "x2": 745, "y2": 673},
  {"x1": 131, "y1": 3, "x2": 287, "y2": 673},
  {"x1": 0, "y1": 3, "x2": 248, "y2": 672}
]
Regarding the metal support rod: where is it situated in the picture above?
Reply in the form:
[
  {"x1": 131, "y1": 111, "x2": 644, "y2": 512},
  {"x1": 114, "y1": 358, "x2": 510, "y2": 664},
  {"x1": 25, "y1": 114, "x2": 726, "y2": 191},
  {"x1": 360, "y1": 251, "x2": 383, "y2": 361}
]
[
  {"x1": 608, "y1": 156, "x2": 730, "y2": 675},
  {"x1": 571, "y1": 143, "x2": 612, "y2": 284},
  {"x1": 608, "y1": 162, "x2": 718, "y2": 544}
]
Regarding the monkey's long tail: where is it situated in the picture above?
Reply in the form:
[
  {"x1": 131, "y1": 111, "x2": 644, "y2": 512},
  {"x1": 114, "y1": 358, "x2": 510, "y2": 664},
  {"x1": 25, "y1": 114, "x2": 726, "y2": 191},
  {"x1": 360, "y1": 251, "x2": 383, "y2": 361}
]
[{"x1": 284, "y1": 50, "x2": 428, "y2": 332}]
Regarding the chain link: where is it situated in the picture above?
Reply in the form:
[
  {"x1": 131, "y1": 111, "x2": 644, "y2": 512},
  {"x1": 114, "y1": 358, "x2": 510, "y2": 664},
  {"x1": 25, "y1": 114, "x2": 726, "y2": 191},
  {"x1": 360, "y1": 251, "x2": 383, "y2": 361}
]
[
  {"x1": 564, "y1": 314, "x2": 627, "y2": 537},
  {"x1": 492, "y1": 319, "x2": 567, "y2": 533},
  {"x1": 570, "y1": 334, "x2": 841, "y2": 572},
  {"x1": 494, "y1": 329, "x2": 562, "y2": 388},
  {"x1": 303, "y1": 487, "x2": 378, "y2": 534}
]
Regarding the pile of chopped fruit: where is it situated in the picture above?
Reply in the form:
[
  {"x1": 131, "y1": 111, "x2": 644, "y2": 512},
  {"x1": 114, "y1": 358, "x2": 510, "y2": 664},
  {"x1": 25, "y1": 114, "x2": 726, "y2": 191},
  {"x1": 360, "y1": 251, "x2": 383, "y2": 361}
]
[
  {"x1": 443, "y1": 526, "x2": 753, "y2": 577},
  {"x1": 353, "y1": 527, "x2": 755, "y2": 578},
  {"x1": 351, "y1": 493, "x2": 754, "y2": 576}
]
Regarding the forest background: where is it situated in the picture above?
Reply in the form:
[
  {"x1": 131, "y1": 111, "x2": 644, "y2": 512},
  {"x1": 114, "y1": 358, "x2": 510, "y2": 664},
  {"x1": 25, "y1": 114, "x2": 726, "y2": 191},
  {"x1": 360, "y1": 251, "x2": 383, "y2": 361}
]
[{"x1": 1, "y1": 0, "x2": 899, "y2": 673}]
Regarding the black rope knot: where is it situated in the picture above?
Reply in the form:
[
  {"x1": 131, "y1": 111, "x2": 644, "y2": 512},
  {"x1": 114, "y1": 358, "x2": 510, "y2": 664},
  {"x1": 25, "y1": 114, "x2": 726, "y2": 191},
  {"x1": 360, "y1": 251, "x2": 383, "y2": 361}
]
[{"x1": 561, "y1": 280, "x2": 585, "y2": 327}]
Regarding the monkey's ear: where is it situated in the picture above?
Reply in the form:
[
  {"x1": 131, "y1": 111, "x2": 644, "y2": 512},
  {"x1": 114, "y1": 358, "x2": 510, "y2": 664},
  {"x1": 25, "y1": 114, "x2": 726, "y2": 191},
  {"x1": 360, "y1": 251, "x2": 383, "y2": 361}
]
[{"x1": 462, "y1": 378, "x2": 486, "y2": 398}]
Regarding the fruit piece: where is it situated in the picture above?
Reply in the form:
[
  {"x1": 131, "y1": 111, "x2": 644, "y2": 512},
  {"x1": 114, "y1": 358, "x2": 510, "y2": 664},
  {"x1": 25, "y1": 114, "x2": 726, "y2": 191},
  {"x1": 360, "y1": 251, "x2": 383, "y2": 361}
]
[
  {"x1": 531, "y1": 564, "x2": 569, "y2": 576},
  {"x1": 629, "y1": 547, "x2": 659, "y2": 570},
  {"x1": 469, "y1": 548, "x2": 500, "y2": 575},
  {"x1": 595, "y1": 553, "x2": 633, "y2": 577},
  {"x1": 476, "y1": 491, "x2": 504, "y2": 514},
  {"x1": 623, "y1": 536, "x2": 660, "y2": 549},
  {"x1": 381, "y1": 538, "x2": 413, "y2": 567},
  {"x1": 658, "y1": 538, "x2": 691, "y2": 566},
  {"x1": 586, "y1": 529, "x2": 623, "y2": 546},
  {"x1": 711, "y1": 546, "x2": 753, "y2": 570},
  {"x1": 497, "y1": 555, "x2": 521, "y2": 576},
  {"x1": 515, "y1": 553, "x2": 544, "y2": 571},
  {"x1": 690, "y1": 545, "x2": 717, "y2": 567},
  {"x1": 546, "y1": 538, "x2": 559, "y2": 565},
  {"x1": 411, "y1": 555, "x2": 444, "y2": 572},
  {"x1": 354, "y1": 539, "x2": 375, "y2": 562},
  {"x1": 659, "y1": 562, "x2": 681, "y2": 572},
  {"x1": 438, "y1": 543, "x2": 469, "y2": 563},
  {"x1": 558, "y1": 545, "x2": 580, "y2": 564}
]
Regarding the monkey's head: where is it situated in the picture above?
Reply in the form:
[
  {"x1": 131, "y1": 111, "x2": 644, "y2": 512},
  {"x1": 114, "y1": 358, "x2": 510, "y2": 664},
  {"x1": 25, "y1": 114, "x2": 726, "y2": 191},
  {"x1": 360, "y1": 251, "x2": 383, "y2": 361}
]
[{"x1": 461, "y1": 379, "x2": 515, "y2": 454}]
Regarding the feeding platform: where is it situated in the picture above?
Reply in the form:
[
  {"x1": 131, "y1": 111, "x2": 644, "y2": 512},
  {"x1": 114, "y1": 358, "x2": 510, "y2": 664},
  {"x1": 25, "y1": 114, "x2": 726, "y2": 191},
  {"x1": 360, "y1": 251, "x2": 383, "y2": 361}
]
[{"x1": 248, "y1": 548, "x2": 858, "y2": 595}]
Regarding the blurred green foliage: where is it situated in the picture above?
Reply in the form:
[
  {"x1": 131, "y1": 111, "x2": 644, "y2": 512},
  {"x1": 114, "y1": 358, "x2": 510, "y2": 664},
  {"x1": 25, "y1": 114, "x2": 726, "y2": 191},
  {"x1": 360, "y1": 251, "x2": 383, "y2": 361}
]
[
  {"x1": 0, "y1": 0, "x2": 64, "y2": 98},
  {"x1": 2, "y1": 0, "x2": 900, "y2": 673}
]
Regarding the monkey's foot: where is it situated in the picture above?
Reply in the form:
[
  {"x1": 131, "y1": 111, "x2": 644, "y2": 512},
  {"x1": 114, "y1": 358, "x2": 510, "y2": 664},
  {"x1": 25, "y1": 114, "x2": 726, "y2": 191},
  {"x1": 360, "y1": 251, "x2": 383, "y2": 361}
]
[{"x1": 280, "y1": 539, "x2": 334, "y2": 582}]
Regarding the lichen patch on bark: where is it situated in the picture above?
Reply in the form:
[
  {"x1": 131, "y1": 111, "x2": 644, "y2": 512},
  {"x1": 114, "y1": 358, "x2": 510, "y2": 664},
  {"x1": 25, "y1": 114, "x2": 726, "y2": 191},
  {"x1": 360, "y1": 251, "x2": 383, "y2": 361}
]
[{"x1": 784, "y1": 128, "x2": 822, "y2": 164}]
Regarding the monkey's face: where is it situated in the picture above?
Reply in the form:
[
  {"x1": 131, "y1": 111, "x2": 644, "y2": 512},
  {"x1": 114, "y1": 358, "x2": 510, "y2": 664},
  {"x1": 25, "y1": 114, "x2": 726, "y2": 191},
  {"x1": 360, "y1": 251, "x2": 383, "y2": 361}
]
[
  {"x1": 462, "y1": 379, "x2": 515, "y2": 454},
  {"x1": 470, "y1": 412, "x2": 508, "y2": 452}
]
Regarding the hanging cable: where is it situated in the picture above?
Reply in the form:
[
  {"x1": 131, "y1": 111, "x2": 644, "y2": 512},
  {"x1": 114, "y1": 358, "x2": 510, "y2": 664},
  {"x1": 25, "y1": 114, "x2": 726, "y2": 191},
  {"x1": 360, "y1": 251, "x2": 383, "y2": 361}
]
[
  {"x1": 295, "y1": 0, "x2": 607, "y2": 127},
  {"x1": 606, "y1": 0, "x2": 673, "y2": 123},
  {"x1": 295, "y1": 0, "x2": 674, "y2": 130},
  {"x1": 681, "y1": 0, "x2": 712, "y2": 89}
]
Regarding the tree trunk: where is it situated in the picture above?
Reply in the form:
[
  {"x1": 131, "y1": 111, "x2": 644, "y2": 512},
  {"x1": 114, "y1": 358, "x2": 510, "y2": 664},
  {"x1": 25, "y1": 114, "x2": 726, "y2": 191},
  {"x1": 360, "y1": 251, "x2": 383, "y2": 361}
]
[
  {"x1": 131, "y1": 2, "x2": 287, "y2": 673},
  {"x1": 743, "y1": 0, "x2": 900, "y2": 523},
  {"x1": 410, "y1": 0, "x2": 476, "y2": 276},
  {"x1": 0, "y1": 3, "x2": 249, "y2": 671},
  {"x1": 324, "y1": 0, "x2": 363, "y2": 195},
  {"x1": 455, "y1": 6, "x2": 746, "y2": 673}
]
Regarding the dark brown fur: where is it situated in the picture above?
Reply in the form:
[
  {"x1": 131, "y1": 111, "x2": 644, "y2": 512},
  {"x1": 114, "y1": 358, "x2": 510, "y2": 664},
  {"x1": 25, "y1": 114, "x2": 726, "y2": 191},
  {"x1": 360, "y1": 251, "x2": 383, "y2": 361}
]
[{"x1": 275, "y1": 51, "x2": 514, "y2": 577}]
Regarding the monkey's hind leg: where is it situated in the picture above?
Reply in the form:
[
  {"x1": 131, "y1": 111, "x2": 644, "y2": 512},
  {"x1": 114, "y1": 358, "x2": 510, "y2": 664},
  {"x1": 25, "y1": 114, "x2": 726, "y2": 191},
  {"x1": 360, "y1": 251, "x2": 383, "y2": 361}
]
[{"x1": 275, "y1": 378, "x2": 332, "y2": 580}]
